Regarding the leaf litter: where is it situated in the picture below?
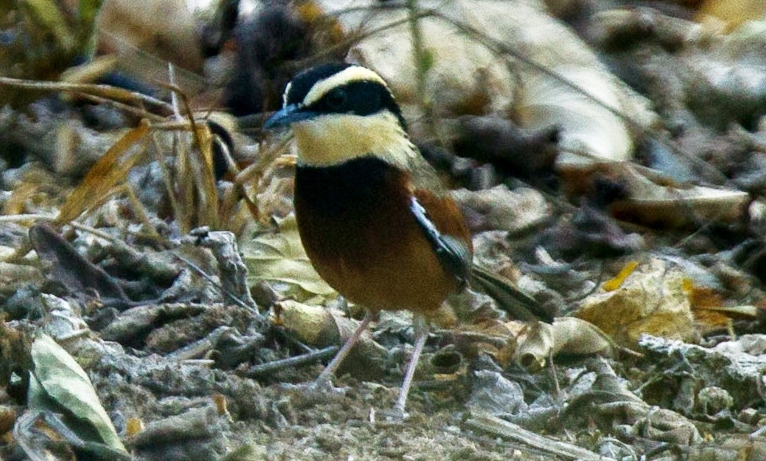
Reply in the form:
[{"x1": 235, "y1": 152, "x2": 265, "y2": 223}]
[{"x1": 2, "y1": 0, "x2": 766, "y2": 460}]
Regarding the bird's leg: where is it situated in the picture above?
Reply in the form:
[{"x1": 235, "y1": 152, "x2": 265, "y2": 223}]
[
  {"x1": 394, "y1": 313, "x2": 428, "y2": 415},
  {"x1": 315, "y1": 310, "x2": 374, "y2": 385}
]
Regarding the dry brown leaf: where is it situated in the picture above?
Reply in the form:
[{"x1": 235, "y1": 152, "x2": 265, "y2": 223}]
[
  {"x1": 276, "y1": 299, "x2": 388, "y2": 379},
  {"x1": 55, "y1": 121, "x2": 150, "y2": 224},
  {"x1": 698, "y1": 0, "x2": 766, "y2": 29},
  {"x1": 517, "y1": 64, "x2": 636, "y2": 170},
  {"x1": 324, "y1": 0, "x2": 656, "y2": 161},
  {"x1": 563, "y1": 161, "x2": 749, "y2": 228},
  {"x1": 548, "y1": 317, "x2": 614, "y2": 357},
  {"x1": 513, "y1": 318, "x2": 614, "y2": 370},
  {"x1": 172, "y1": 122, "x2": 220, "y2": 232},
  {"x1": 275, "y1": 300, "x2": 342, "y2": 348},
  {"x1": 242, "y1": 214, "x2": 336, "y2": 301},
  {"x1": 608, "y1": 164, "x2": 750, "y2": 228},
  {"x1": 452, "y1": 185, "x2": 551, "y2": 233},
  {"x1": 576, "y1": 258, "x2": 699, "y2": 349},
  {"x1": 686, "y1": 281, "x2": 760, "y2": 333},
  {"x1": 335, "y1": 0, "x2": 517, "y2": 136}
]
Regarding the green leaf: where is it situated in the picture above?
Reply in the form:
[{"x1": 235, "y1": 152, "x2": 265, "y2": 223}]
[{"x1": 29, "y1": 334, "x2": 126, "y2": 452}]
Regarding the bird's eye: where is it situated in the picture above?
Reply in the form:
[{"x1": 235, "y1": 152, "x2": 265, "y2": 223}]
[{"x1": 325, "y1": 89, "x2": 347, "y2": 109}]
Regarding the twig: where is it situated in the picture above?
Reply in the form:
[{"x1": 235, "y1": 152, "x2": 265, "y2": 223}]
[
  {"x1": 173, "y1": 253, "x2": 259, "y2": 316},
  {"x1": 74, "y1": 92, "x2": 166, "y2": 122},
  {"x1": 0, "y1": 214, "x2": 56, "y2": 222},
  {"x1": 191, "y1": 229, "x2": 260, "y2": 313},
  {"x1": 406, "y1": 0, "x2": 431, "y2": 128},
  {"x1": 0, "y1": 76, "x2": 172, "y2": 113},
  {"x1": 432, "y1": 329, "x2": 508, "y2": 349},
  {"x1": 243, "y1": 346, "x2": 339, "y2": 378},
  {"x1": 465, "y1": 412, "x2": 617, "y2": 461},
  {"x1": 294, "y1": 7, "x2": 439, "y2": 69}
]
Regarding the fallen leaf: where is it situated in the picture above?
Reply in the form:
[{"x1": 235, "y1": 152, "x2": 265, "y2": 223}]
[
  {"x1": 55, "y1": 121, "x2": 150, "y2": 224},
  {"x1": 576, "y1": 258, "x2": 699, "y2": 348},
  {"x1": 29, "y1": 334, "x2": 126, "y2": 452},
  {"x1": 242, "y1": 214, "x2": 336, "y2": 301},
  {"x1": 603, "y1": 260, "x2": 639, "y2": 292}
]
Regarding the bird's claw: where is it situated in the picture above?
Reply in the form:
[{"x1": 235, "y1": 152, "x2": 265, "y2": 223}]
[
  {"x1": 280, "y1": 378, "x2": 348, "y2": 404},
  {"x1": 375, "y1": 405, "x2": 409, "y2": 423},
  {"x1": 309, "y1": 377, "x2": 348, "y2": 395}
]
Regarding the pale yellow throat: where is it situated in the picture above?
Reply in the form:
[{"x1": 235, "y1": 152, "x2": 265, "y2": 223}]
[{"x1": 291, "y1": 111, "x2": 416, "y2": 168}]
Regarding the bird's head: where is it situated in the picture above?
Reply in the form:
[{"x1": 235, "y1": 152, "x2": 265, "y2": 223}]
[{"x1": 264, "y1": 62, "x2": 415, "y2": 168}]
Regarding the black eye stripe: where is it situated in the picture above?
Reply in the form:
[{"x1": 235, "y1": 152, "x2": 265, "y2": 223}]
[
  {"x1": 283, "y1": 63, "x2": 408, "y2": 129},
  {"x1": 284, "y1": 62, "x2": 352, "y2": 105},
  {"x1": 325, "y1": 88, "x2": 348, "y2": 108},
  {"x1": 308, "y1": 81, "x2": 404, "y2": 127},
  {"x1": 321, "y1": 82, "x2": 379, "y2": 114}
]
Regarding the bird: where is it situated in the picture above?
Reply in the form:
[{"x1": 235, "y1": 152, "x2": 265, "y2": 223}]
[{"x1": 264, "y1": 62, "x2": 554, "y2": 416}]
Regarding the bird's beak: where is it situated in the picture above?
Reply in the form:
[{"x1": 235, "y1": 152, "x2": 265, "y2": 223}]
[{"x1": 264, "y1": 104, "x2": 320, "y2": 129}]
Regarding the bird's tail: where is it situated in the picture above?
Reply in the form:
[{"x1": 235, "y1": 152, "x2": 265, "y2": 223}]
[{"x1": 470, "y1": 265, "x2": 555, "y2": 323}]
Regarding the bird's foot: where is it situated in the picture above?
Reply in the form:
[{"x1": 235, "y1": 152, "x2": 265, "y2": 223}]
[
  {"x1": 309, "y1": 376, "x2": 348, "y2": 395},
  {"x1": 280, "y1": 377, "x2": 348, "y2": 405},
  {"x1": 374, "y1": 405, "x2": 409, "y2": 423}
]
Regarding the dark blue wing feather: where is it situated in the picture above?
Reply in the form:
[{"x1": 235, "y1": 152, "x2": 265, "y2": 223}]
[{"x1": 410, "y1": 197, "x2": 472, "y2": 289}]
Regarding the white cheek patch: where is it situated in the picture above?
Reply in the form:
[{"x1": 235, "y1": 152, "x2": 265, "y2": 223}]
[{"x1": 291, "y1": 111, "x2": 416, "y2": 168}]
